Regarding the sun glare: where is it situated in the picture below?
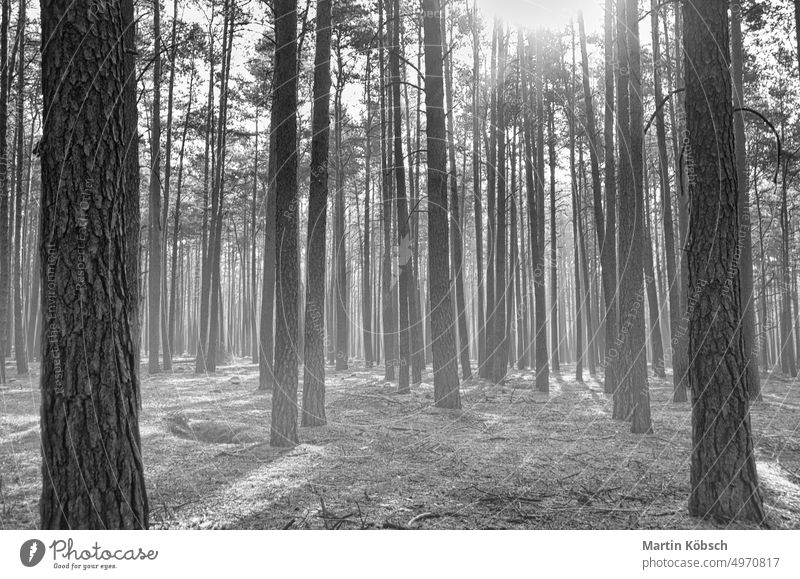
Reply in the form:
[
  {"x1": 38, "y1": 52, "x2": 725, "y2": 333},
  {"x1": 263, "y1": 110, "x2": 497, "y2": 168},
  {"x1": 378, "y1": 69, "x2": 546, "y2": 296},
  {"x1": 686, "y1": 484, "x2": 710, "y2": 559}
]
[{"x1": 477, "y1": 0, "x2": 606, "y2": 31}]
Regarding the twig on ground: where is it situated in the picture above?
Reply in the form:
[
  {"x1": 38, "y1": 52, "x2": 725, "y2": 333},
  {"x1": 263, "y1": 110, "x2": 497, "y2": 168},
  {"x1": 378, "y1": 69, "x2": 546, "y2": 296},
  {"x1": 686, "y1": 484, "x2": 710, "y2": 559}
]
[{"x1": 408, "y1": 512, "x2": 437, "y2": 526}]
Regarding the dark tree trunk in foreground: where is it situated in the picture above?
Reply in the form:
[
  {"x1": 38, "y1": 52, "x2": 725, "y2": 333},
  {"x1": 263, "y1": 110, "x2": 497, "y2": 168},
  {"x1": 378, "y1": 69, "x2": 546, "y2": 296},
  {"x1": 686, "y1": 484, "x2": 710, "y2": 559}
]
[
  {"x1": 302, "y1": 0, "x2": 332, "y2": 427},
  {"x1": 731, "y1": 0, "x2": 761, "y2": 401},
  {"x1": 422, "y1": 0, "x2": 461, "y2": 409},
  {"x1": 39, "y1": 0, "x2": 149, "y2": 528},
  {"x1": 684, "y1": 0, "x2": 764, "y2": 523},
  {"x1": 270, "y1": 0, "x2": 300, "y2": 447}
]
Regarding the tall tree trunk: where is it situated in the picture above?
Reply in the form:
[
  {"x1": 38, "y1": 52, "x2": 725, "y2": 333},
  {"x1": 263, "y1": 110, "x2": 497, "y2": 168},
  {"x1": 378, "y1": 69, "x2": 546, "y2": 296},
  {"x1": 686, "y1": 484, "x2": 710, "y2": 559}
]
[
  {"x1": 601, "y1": 0, "x2": 618, "y2": 395},
  {"x1": 302, "y1": 0, "x2": 332, "y2": 427},
  {"x1": 533, "y1": 31, "x2": 549, "y2": 392},
  {"x1": 389, "y1": 0, "x2": 413, "y2": 393},
  {"x1": 440, "y1": 4, "x2": 471, "y2": 380},
  {"x1": 168, "y1": 63, "x2": 195, "y2": 361},
  {"x1": 482, "y1": 23, "x2": 498, "y2": 381},
  {"x1": 39, "y1": 0, "x2": 149, "y2": 528},
  {"x1": 259, "y1": 125, "x2": 277, "y2": 390},
  {"x1": 160, "y1": 0, "x2": 180, "y2": 372},
  {"x1": 779, "y1": 162, "x2": 796, "y2": 377},
  {"x1": 422, "y1": 0, "x2": 461, "y2": 409},
  {"x1": 0, "y1": 0, "x2": 7, "y2": 385},
  {"x1": 577, "y1": 143, "x2": 597, "y2": 376},
  {"x1": 270, "y1": 0, "x2": 300, "y2": 446},
  {"x1": 578, "y1": 10, "x2": 606, "y2": 379},
  {"x1": 651, "y1": 0, "x2": 686, "y2": 401},
  {"x1": 148, "y1": 0, "x2": 163, "y2": 374},
  {"x1": 491, "y1": 25, "x2": 508, "y2": 384},
  {"x1": 195, "y1": 12, "x2": 215, "y2": 374},
  {"x1": 567, "y1": 50, "x2": 583, "y2": 381},
  {"x1": 13, "y1": 0, "x2": 27, "y2": 375},
  {"x1": 379, "y1": 0, "x2": 397, "y2": 381},
  {"x1": 547, "y1": 97, "x2": 559, "y2": 373},
  {"x1": 614, "y1": 0, "x2": 652, "y2": 433},
  {"x1": 625, "y1": 0, "x2": 653, "y2": 434},
  {"x1": 363, "y1": 54, "x2": 374, "y2": 367},
  {"x1": 471, "y1": 3, "x2": 485, "y2": 376},
  {"x1": 684, "y1": 0, "x2": 764, "y2": 524}
]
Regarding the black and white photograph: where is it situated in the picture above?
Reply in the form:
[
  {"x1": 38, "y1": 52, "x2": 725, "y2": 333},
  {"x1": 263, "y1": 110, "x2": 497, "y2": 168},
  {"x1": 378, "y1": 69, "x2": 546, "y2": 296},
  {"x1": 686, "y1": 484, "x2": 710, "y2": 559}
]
[{"x1": 0, "y1": 0, "x2": 799, "y2": 575}]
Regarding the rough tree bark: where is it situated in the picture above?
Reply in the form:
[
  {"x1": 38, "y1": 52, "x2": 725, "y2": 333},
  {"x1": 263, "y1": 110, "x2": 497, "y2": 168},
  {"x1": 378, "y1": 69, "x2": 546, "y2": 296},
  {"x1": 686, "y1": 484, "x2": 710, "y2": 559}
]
[
  {"x1": 13, "y1": 0, "x2": 28, "y2": 375},
  {"x1": 491, "y1": 25, "x2": 508, "y2": 384},
  {"x1": 148, "y1": 0, "x2": 163, "y2": 374},
  {"x1": 39, "y1": 0, "x2": 149, "y2": 528},
  {"x1": 302, "y1": 0, "x2": 332, "y2": 427},
  {"x1": 684, "y1": 0, "x2": 764, "y2": 523},
  {"x1": 0, "y1": 0, "x2": 7, "y2": 386},
  {"x1": 601, "y1": 0, "x2": 618, "y2": 395},
  {"x1": 270, "y1": 0, "x2": 300, "y2": 446},
  {"x1": 422, "y1": 0, "x2": 461, "y2": 409}
]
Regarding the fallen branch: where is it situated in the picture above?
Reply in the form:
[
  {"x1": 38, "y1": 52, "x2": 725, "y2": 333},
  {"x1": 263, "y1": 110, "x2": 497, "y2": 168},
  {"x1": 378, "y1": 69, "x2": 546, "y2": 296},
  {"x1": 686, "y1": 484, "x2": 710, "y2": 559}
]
[{"x1": 407, "y1": 512, "x2": 437, "y2": 526}]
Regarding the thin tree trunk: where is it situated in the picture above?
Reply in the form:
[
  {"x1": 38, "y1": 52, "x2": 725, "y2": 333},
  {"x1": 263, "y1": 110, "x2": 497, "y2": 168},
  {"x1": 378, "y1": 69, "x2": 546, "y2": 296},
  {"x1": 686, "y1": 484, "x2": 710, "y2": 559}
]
[
  {"x1": 651, "y1": 0, "x2": 687, "y2": 401},
  {"x1": 12, "y1": 0, "x2": 27, "y2": 375},
  {"x1": 363, "y1": 53, "x2": 374, "y2": 367}
]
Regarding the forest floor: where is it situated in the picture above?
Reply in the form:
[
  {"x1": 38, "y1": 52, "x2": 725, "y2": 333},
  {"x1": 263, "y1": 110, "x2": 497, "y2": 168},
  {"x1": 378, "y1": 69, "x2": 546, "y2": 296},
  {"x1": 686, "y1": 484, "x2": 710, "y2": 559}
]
[{"x1": 2, "y1": 357, "x2": 799, "y2": 530}]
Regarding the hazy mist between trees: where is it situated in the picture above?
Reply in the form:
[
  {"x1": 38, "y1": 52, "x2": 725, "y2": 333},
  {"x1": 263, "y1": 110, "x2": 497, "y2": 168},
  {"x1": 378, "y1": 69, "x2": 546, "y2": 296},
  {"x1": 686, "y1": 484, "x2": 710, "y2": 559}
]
[{"x1": 0, "y1": 0, "x2": 799, "y2": 530}]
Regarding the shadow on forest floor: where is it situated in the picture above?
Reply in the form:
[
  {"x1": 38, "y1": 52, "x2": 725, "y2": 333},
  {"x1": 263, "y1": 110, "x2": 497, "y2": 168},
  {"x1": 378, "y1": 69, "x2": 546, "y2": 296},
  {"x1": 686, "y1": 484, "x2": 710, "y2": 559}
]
[{"x1": 1, "y1": 358, "x2": 799, "y2": 530}]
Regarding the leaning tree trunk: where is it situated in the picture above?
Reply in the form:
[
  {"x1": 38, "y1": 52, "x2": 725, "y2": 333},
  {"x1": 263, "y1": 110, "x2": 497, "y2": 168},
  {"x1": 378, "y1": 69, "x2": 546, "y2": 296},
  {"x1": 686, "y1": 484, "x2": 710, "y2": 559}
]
[
  {"x1": 39, "y1": 0, "x2": 149, "y2": 529},
  {"x1": 302, "y1": 0, "x2": 332, "y2": 427},
  {"x1": 422, "y1": 0, "x2": 461, "y2": 409},
  {"x1": 684, "y1": 0, "x2": 764, "y2": 523},
  {"x1": 270, "y1": 0, "x2": 300, "y2": 447}
]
